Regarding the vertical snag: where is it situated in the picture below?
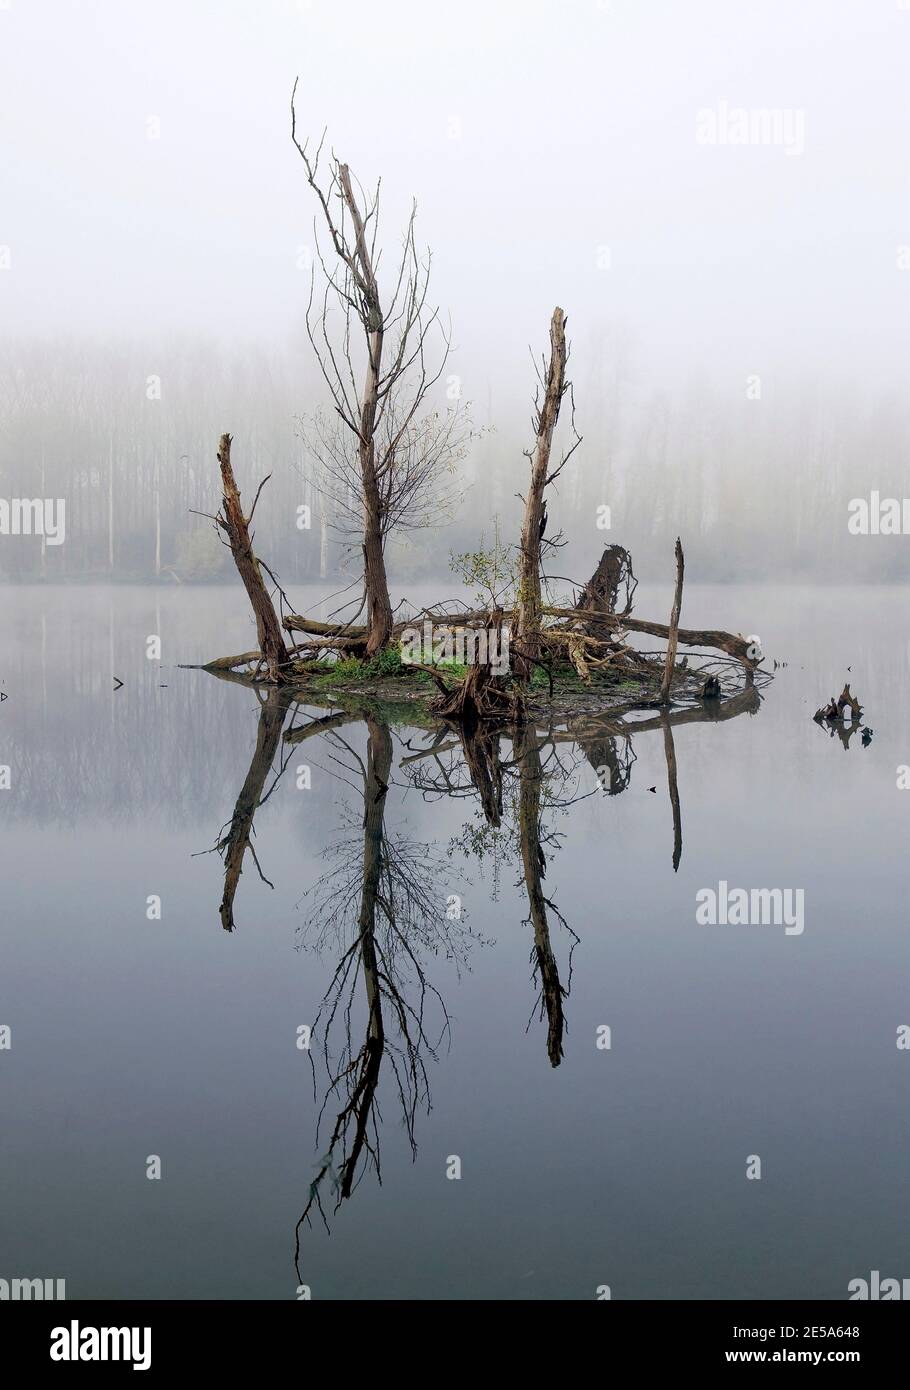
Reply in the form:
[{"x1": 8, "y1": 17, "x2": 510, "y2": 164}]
[
  {"x1": 515, "y1": 307, "x2": 568, "y2": 681},
  {"x1": 659, "y1": 537, "x2": 685, "y2": 705}
]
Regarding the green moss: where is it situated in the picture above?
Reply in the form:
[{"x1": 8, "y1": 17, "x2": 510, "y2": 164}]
[
  {"x1": 290, "y1": 641, "x2": 658, "y2": 711},
  {"x1": 303, "y1": 643, "x2": 474, "y2": 689}
]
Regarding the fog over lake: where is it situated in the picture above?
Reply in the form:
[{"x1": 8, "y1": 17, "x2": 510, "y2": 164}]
[{"x1": 1, "y1": 0, "x2": 908, "y2": 1314}]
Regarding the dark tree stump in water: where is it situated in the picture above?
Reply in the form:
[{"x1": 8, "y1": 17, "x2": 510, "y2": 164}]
[
  {"x1": 575, "y1": 543, "x2": 638, "y2": 622},
  {"x1": 814, "y1": 682, "x2": 863, "y2": 723}
]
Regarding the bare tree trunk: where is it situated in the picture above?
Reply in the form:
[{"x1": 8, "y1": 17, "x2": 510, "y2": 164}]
[
  {"x1": 216, "y1": 432, "x2": 290, "y2": 682},
  {"x1": 338, "y1": 164, "x2": 394, "y2": 657},
  {"x1": 515, "y1": 307, "x2": 567, "y2": 680},
  {"x1": 292, "y1": 104, "x2": 458, "y2": 658},
  {"x1": 659, "y1": 537, "x2": 684, "y2": 704},
  {"x1": 363, "y1": 493, "x2": 393, "y2": 656}
]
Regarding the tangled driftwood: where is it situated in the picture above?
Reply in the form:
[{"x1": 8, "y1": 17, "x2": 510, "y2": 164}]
[
  {"x1": 205, "y1": 531, "x2": 762, "y2": 730},
  {"x1": 814, "y1": 683, "x2": 862, "y2": 723}
]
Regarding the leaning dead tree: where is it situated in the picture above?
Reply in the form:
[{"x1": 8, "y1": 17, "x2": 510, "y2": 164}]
[
  {"x1": 214, "y1": 433, "x2": 291, "y2": 683},
  {"x1": 290, "y1": 80, "x2": 468, "y2": 656}
]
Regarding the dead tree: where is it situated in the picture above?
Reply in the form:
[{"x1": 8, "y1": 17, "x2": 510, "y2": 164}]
[
  {"x1": 291, "y1": 81, "x2": 467, "y2": 656},
  {"x1": 659, "y1": 538, "x2": 685, "y2": 704},
  {"x1": 542, "y1": 601, "x2": 759, "y2": 675},
  {"x1": 514, "y1": 307, "x2": 580, "y2": 680},
  {"x1": 568, "y1": 543, "x2": 639, "y2": 663},
  {"x1": 215, "y1": 433, "x2": 290, "y2": 682},
  {"x1": 422, "y1": 306, "x2": 581, "y2": 717}
]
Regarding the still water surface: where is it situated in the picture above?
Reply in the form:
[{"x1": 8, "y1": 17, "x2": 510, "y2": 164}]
[{"x1": 1, "y1": 582, "x2": 908, "y2": 1299}]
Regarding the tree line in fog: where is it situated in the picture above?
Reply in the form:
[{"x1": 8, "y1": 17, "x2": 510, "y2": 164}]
[{"x1": 1, "y1": 333, "x2": 907, "y2": 587}]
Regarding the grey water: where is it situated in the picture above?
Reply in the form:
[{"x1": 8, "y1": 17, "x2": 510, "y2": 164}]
[{"x1": 1, "y1": 581, "x2": 908, "y2": 1301}]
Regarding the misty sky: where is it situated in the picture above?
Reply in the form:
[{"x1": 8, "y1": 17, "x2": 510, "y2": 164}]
[{"x1": 2, "y1": 0, "x2": 909, "y2": 399}]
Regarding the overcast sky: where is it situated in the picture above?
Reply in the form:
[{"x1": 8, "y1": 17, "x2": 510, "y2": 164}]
[{"x1": 2, "y1": 0, "x2": 909, "y2": 397}]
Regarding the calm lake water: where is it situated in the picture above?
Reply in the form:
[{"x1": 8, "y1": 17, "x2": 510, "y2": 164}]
[{"x1": 1, "y1": 581, "x2": 908, "y2": 1300}]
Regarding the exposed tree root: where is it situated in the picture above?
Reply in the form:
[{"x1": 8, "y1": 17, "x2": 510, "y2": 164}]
[{"x1": 430, "y1": 661, "x2": 513, "y2": 732}]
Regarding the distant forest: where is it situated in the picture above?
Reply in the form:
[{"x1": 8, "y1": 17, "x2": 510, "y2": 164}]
[{"x1": 2, "y1": 333, "x2": 908, "y2": 586}]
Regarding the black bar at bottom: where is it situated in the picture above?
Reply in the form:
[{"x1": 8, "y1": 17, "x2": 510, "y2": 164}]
[{"x1": 3, "y1": 1299, "x2": 907, "y2": 1374}]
